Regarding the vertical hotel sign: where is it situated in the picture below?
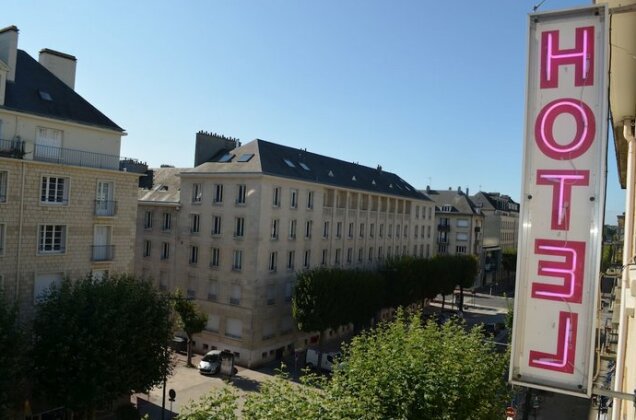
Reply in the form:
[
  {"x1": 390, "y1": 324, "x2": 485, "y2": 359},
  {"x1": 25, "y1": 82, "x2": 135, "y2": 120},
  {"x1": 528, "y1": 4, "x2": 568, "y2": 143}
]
[{"x1": 510, "y1": 5, "x2": 608, "y2": 397}]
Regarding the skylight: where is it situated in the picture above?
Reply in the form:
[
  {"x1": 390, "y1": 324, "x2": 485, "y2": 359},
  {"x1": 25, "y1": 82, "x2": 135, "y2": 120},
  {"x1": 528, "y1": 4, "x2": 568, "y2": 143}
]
[
  {"x1": 299, "y1": 162, "x2": 310, "y2": 171},
  {"x1": 237, "y1": 153, "x2": 254, "y2": 162},
  {"x1": 38, "y1": 90, "x2": 53, "y2": 101},
  {"x1": 352, "y1": 176, "x2": 357, "y2": 181},
  {"x1": 219, "y1": 153, "x2": 234, "y2": 162},
  {"x1": 328, "y1": 170, "x2": 334, "y2": 177},
  {"x1": 371, "y1": 180, "x2": 376, "y2": 185},
  {"x1": 284, "y1": 159, "x2": 296, "y2": 168}
]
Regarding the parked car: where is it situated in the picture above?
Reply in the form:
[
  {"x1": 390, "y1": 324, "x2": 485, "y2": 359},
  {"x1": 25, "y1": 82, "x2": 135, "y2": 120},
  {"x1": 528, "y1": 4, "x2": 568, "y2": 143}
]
[
  {"x1": 305, "y1": 348, "x2": 341, "y2": 372},
  {"x1": 198, "y1": 350, "x2": 222, "y2": 375}
]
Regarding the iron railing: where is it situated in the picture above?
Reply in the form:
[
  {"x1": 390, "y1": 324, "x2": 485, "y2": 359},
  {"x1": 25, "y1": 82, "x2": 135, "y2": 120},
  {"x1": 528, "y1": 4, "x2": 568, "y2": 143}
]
[
  {"x1": 34, "y1": 143, "x2": 119, "y2": 170},
  {"x1": 0, "y1": 138, "x2": 25, "y2": 158},
  {"x1": 91, "y1": 245, "x2": 114, "y2": 261},
  {"x1": 95, "y1": 200, "x2": 117, "y2": 216}
]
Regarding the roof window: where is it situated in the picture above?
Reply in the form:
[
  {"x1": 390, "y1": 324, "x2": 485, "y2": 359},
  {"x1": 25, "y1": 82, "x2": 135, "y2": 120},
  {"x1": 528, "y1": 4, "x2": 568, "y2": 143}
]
[
  {"x1": 219, "y1": 153, "x2": 234, "y2": 162},
  {"x1": 328, "y1": 170, "x2": 334, "y2": 177},
  {"x1": 299, "y1": 162, "x2": 310, "y2": 171},
  {"x1": 284, "y1": 159, "x2": 296, "y2": 168},
  {"x1": 371, "y1": 180, "x2": 376, "y2": 185},
  {"x1": 352, "y1": 176, "x2": 357, "y2": 181},
  {"x1": 237, "y1": 153, "x2": 254, "y2": 162},
  {"x1": 38, "y1": 90, "x2": 53, "y2": 101}
]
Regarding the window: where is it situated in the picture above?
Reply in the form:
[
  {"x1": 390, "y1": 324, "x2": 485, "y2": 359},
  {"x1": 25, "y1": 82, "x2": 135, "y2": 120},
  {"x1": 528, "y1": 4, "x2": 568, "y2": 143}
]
[
  {"x1": 335, "y1": 248, "x2": 341, "y2": 265},
  {"x1": 359, "y1": 223, "x2": 365, "y2": 238},
  {"x1": 189, "y1": 245, "x2": 199, "y2": 264},
  {"x1": 237, "y1": 153, "x2": 254, "y2": 162},
  {"x1": 187, "y1": 275, "x2": 197, "y2": 299},
  {"x1": 143, "y1": 240, "x2": 151, "y2": 257},
  {"x1": 208, "y1": 280, "x2": 219, "y2": 301},
  {"x1": 289, "y1": 219, "x2": 297, "y2": 239},
  {"x1": 416, "y1": 206, "x2": 420, "y2": 218},
  {"x1": 442, "y1": 205, "x2": 452, "y2": 212},
  {"x1": 235, "y1": 217, "x2": 245, "y2": 237},
  {"x1": 230, "y1": 284, "x2": 241, "y2": 305},
  {"x1": 159, "y1": 271, "x2": 168, "y2": 290},
  {"x1": 358, "y1": 248, "x2": 363, "y2": 262},
  {"x1": 191, "y1": 214, "x2": 200, "y2": 233},
  {"x1": 41, "y1": 176, "x2": 68, "y2": 204},
  {"x1": 266, "y1": 285, "x2": 277, "y2": 306},
  {"x1": 414, "y1": 225, "x2": 419, "y2": 238},
  {"x1": 287, "y1": 250, "x2": 295, "y2": 271},
  {"x1": 212, "y1": 215, "x2": 222, "y2": 235},
  {"x1": 304, "y1": 250, "x2": 311, "y2": 268},
  {"x1": 38, "y1": 225, "x2": 66, "y2": 253},
  {"x1": 162, "y1": 213, "x2": 172, "y2": 231},
  {"x1": 143, "y1": 211, "x2": 153, "y2": 229},
  {"x1": 456, "y1": 233, "x2": 469, "y2": 242},
  {"x1": 427, "y1": 225, "x2": 431, "y2": 239},
  {"x1": 370, "y1": 223, "x2": 375, "y2": 238},
  {"x1": 273, "y1": 187, "x2": 281, "y2": 207},
  {"x1": 336, "y1": 222, "x2": 342, "y2": 238},
  {"x1": 388, "y1": 224, "x2": 393, "y2": 238},
  {"x1": 34, "y1": 273, "x2": 63, "y2": 303},
  {"x1": 192, "y1": 183, "x2": 202, "y2": 203},
  {"x1": 269, "y1": 251, "x2": 278, "y2": 272},
  {"x1": 323, "y1": 221, "x2": 330, "y2": 238},
  {"x1": 456, "y1": 245, "x2": 467, "y2": 254},
  {"x1": 270, "y1": 219, "x2": 279, "y2": 240},
  {"x1": 428, "y1": 207, "x2": 433, "y2": 219},
  {"x1": 413, "y1": 245, "x2": 417, "y2": 256},
  {"x1": 232, "y1": 250, "x2": 243, "y2": 271},
  {"x1": 0, "y1": 171, "x2": 6, "y2": 202},
  {"x1": 206, "y1": 314, "x2": 220, "y2": 332},
  {"x1": 305, "y1": 220, "x2": 312, "y2": 239},
  {"x1": 210, "y1": 247, "x2": 220, "y2": 268},
  {"x1": 161, "y1": 242, "x2": 170, "y2": 260},
  {"x1": 387, "y1": 246, "x2": 392, "y2": 258},
  {"x1": 321, "y1": 249, "x2": 328, "y2": 265},
  {"x1": 226, "y1": 318, "x2": 242, "y2": 339},
  {"x1": 0, "y1": 224, "x2": 5, "y2": 255},
  {"x1": 284, "y1": 158, "x2": 296, "y2": 168},
  {"x1": 457, "y1": 219, "x2": 469, "y2": 228},
  {"x1": 379, "y1": 224, "x2": 384, "y2": 238},
  {"x1": 368, "y1": 247, "x2": 373, "y2": 261},
  {"x1": 290, "y1": 189, "x2": 298, "y2": 209},
  {"x1": 396, "y1": 224, "x2": 401, "y2": 238},
  {"x1": 348, "y1": 222, "x2": 354, "y2": 238},
  {"x1": 94, "y1": 180, "x2": 114, "y2": 215},
  {"x1": 285, "y1": 281, "x2": 293, "y2": 302},
  {"x1": 236, "y1": 184, "x2": 246, "y2": 205},
  {"x1": 307, "y1": 191, "x2": 314, "y2": 209},
  {"x1": 379, "y1": 246, "x2": 384, "y2": 259},
  {"x1": 214, "y1": 184, "x2": 223, "y2": 204},
  {"x1": 346, "y1": 248, "x2": 352, "y2": 264},
  {"x1": 404, "y1": 225, "x2": 408, "y2": 237}
]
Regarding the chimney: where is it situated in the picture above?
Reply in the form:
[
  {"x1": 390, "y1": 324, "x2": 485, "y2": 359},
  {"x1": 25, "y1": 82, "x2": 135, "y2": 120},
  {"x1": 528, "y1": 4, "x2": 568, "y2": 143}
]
[
  {"x1": 0, "y1": 26, "x2": 18, "y2": 82},
  {"x1": 39, "y1": 48, "x2": 77, "y2": 89},
  {"x1": 466, "y1": 187, "x2": 469, "y2": 196}
]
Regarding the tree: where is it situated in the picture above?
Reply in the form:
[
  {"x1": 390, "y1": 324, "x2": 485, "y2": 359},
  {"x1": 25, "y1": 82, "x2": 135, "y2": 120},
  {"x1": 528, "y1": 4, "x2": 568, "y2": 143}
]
[
  {"x1": 173, "y1": 289, "x2": 207, "y2": 367},
  {"x1": 0, "y1": 289, "x2": 28, "y2": 418},
  {"x1": 501, "y1": 249, "x2": 517, "y2": 287},
  {"x1": 452, "y1": 255, "x2": 479, "y2": 312},
  {"x1": 32, "y1": 274, "x2": 174, "y2": 418},
  {"x1": 180, "y1": 310, "x2": 510, "y2": 419}
]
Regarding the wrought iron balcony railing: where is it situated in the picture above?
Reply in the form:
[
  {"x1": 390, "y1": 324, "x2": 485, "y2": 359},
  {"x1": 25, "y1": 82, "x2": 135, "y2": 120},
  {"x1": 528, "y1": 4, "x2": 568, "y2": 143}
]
[
  {"x1": 95, "y1": 200, "x2": 117, "y2": 216},
  {"x1": 91, "y1": 245, "x2": 115, "y2": 261},
  {"x1": 34, "y1": 144, "x2": 120, "y2": 170}
]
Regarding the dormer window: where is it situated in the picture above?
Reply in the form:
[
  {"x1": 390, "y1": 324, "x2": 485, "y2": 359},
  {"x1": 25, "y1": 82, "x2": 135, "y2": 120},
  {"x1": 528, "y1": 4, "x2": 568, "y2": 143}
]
[{"x1": 38, "y1": 90, "x2": 53, "y2": 101}]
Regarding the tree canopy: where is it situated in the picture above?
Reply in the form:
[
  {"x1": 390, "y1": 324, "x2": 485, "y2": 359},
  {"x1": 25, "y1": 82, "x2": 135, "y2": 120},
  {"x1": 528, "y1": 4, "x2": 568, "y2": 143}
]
[
  {"x1": 0, "y1": 289, "x2": 28, "y2": 418},
  {"x1": 173, "y1": 289, "x2": 207, "y2": 367},
  {"x1": 32, "y1": 274, "x2": 174, "y2": 417}
]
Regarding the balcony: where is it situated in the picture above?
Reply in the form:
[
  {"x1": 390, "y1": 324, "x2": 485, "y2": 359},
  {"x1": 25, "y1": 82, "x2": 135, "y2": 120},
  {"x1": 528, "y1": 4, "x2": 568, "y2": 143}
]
[
  {"x1": 34, "y1": 144, "x2": 120, "y2": 170},
  {"x1": 91, "y1": 245, "x2": 115, "y2": 261},
  {"x1": 95, "y1": 200, "x2": 117, "y2": 216},
  {"x1": 437, "y1": 237, "x2": 449, "y2": 244},
  {"x1": 0, "y1": 138, "x2": 25, "y2": 158},
  {"x1": 437, "y1": 223, "x2": 451, "y2": 232}
]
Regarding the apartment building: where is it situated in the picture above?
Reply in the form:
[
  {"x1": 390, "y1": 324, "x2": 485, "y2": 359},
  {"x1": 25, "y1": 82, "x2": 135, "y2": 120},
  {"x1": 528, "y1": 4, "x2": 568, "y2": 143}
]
[
  {"x1": 136, "y1": 137, "x2": 435, "y2": 367},
  {"x1": 0, "y1": 26, "x2": 138, "y2": 316},
  {"x1": 470, "y1": 191, "x2": 519, "y2": 284},
  {"x1": 423, "y1": 186, "x2": 484, "y2": 284}
]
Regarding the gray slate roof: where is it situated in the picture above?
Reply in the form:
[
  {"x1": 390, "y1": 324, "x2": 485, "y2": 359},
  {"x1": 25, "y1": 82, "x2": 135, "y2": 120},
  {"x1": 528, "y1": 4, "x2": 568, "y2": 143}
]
[
  {"x1": 138, "y1": 167, "x2": 183, "y2": 203},
  {"x1": 186, "y1": 139, "x2": 429, "y2": 201},
  {"x1": 2, "y1": 50, "x2": 123, "y2": 132},
  {"x1": 471, "y1": 191, "x2": 519, "y2": 213},
  {"x1": 423, "y1": 188, "x2": 480, "y2": 214}
]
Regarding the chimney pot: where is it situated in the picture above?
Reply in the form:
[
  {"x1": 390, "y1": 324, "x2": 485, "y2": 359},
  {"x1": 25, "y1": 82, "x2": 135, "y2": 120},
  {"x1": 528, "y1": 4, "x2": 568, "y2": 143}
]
[
  {"x1": 39, "y1": 48, "x2": 77, "y2": 90},
  {"x1": 0, "y1": 25, "x2": 19, "y2": 82}
]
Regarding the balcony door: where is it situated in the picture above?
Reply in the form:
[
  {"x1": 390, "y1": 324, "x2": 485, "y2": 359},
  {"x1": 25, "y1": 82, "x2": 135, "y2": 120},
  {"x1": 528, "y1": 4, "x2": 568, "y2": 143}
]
[
  {"x1": 35, "y1": 127, "x2": 62, "y2": 162},
  {"x1": 93, "y1": 225, "x2": 112, "y2": 261}
]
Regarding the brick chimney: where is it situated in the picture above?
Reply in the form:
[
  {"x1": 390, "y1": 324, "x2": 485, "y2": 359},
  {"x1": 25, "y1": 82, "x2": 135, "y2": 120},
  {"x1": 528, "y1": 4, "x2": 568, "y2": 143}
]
[
  {"x1": 0, "y1": 26, "x2": 18, "y2": 82},
  {"x1": 39, "y1": 48, "x2": 77, "y2": 90}
]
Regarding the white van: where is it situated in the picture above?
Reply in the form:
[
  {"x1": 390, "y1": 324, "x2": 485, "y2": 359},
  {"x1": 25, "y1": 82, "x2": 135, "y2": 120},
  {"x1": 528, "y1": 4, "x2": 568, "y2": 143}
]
[{"x1": 305, "y1": 348, "x2": 341, "y2": 372}]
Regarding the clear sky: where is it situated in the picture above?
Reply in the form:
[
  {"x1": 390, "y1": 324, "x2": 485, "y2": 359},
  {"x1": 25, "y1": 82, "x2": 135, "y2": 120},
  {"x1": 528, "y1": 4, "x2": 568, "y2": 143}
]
[{"x1": 3, "y1": 0, "x2": 625, "y2": 222}]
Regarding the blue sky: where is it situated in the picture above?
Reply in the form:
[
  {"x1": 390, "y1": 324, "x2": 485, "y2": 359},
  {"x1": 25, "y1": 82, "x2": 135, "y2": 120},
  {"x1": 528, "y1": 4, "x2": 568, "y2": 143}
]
[{"x1": 3, "y1": 0, "x2": 625, "y2": 222}]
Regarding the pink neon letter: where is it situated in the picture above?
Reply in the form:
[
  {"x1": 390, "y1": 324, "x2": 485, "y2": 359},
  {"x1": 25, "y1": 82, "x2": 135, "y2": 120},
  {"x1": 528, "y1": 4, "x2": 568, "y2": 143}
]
[
  {"x1": 532, "y1": 239, "x2": 585, "y2": 303},
  {"x1": 536, "y1": 170, "x2": 590, "y2": 230},
  {"x1": 534, "y1": 98, "x2": 595, "y2": 160},
  {"x1": 541, "y1": 26, "x2": 594, "y2": 88},
  {"x1": 529, "y1": 311, "x2": 578, "y2": 373}
]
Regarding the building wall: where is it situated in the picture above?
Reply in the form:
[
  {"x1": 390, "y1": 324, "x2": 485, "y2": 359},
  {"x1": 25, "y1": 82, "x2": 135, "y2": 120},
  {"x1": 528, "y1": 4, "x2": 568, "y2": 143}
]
[
  {"x1": 135, "y1": 171, "x2": 435, "y2": 367},
  {"x1": 0, "y1": 157, "x2": 139, "y2": 317}
]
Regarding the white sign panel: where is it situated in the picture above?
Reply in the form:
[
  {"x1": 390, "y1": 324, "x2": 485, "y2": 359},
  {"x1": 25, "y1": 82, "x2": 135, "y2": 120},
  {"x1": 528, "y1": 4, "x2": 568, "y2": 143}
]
[{"x1": 510, "y1": 5, "x2": 608, "y2": 397}]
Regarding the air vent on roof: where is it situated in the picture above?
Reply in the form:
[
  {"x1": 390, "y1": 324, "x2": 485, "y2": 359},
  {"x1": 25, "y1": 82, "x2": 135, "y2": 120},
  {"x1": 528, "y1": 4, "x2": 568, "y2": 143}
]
[
  {"x1": 389, "y1": 184, "x2": 393, "y2": 188},
  {"x1": 352, "y1": 176, "x2": 357, "y2": 181},
  {"x1": 371, "y1": 180, "x2": 376, "y2": 185},
  {"x1": 238, "y1": 153, "x2": 254, "y2": 162},
  {"x1": 328, "y1": 170, "x2": 334, "y2": 177},
  {"x1": 299, "y1": 162, "x2": 310, "y2": 171},
  {"x1": 38, "y1": 90, "x2": 53, "y2": 101},
  {"x1": 219, "y1": 153, "x2": 234, "y2": 162},
  {"x1": 284, "y1": 159, "x2": 296, "y2": 168}
]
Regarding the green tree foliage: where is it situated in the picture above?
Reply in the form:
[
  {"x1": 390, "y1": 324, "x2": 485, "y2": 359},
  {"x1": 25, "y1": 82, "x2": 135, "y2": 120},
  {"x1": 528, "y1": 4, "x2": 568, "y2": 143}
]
[
  {"x1": 0, "y1": 289, "x2": 28, "y2": 418},
  {"x1": 173, "y1": 289, "x2": 207, "y2": 367},
  {"x1": 32, "y1": 274, "x2": 174, "y2": 417},
  {"x1": 180, "y1": 311, "x2": 509, "y2": 420},
  {"x1": 601, "y1": 244, "x2": 614, "y2": 273},
  {"x1": 449, "y1": 255, "x2": 478, "y2": 312},
  {"x1": 178, "y1": 386, "x2": 238, "y2": 420},
  {"x1": 501, "y1": 249, "x2": 517, "y2": 286}
]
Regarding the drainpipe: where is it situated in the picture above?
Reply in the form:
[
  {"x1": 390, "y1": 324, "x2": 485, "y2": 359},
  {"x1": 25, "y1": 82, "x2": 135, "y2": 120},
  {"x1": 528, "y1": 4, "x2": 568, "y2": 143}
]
[
  {"x1": 15, "y1": 160, "x2": 25, "y2": 305},
  {"x1": 613, "y1": 119, "x2": 635, "y2": 420}
]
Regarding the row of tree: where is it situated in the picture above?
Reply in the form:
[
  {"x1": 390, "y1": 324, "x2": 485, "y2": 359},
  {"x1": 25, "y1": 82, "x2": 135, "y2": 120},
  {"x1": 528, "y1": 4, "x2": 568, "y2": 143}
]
[
  {"x1": 179, "y1": 310, "x2": 510, "y2": 419},
  {"x1": 0, "y1": 274, "x2": 206, "y2": 419},
  {"x1": 292, "y1": 254, "x2": 479, "y2": 334}
]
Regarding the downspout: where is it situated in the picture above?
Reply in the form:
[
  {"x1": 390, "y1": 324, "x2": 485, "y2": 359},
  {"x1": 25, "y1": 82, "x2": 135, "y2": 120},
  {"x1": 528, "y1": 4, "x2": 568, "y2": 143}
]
[
  {"x1": 15, "y1": 160, "x2": 25, "y2": 304},
  {"x1": 613, "y1": 119, "x2": 635, "y2": 420}
]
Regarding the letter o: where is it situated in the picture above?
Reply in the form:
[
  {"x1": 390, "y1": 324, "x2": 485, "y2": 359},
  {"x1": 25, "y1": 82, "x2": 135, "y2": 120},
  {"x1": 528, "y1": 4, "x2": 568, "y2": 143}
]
[{"x1": 534, "y1": 98, "x2": 595, "y2": 159}]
